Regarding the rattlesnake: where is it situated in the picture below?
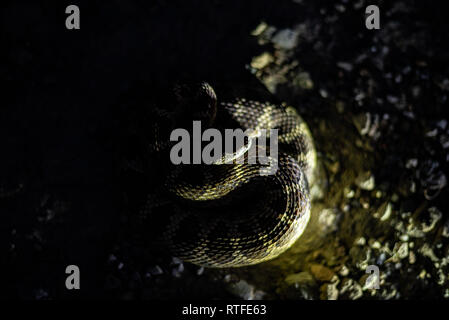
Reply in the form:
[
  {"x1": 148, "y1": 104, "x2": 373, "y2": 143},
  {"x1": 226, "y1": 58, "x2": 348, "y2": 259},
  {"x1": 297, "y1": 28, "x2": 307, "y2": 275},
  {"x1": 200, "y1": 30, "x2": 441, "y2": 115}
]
[{"x1": 126, "y1": 82, "x2": 317, "y2": 268}]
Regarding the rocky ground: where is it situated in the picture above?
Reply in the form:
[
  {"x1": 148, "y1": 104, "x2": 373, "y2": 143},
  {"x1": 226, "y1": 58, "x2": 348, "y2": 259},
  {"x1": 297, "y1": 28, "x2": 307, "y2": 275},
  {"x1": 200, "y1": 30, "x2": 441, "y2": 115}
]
[{"x1": 1, "y1": 0, "x2": 448, "y2": 299}]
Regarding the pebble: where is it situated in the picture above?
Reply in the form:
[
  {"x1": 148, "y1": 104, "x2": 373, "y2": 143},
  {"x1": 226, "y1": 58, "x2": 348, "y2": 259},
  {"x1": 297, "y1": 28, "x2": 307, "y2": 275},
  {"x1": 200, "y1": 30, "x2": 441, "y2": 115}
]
[
  {"x1": 377, "y1": 252, "x2": 387, "y2": 265},
  {"x1": 339, "y1": 278, "x2": 363, "y2": 299},
  {"x1": 419, "y1": 244, "x2": 439, "y2": 262},
  {"x1": 310, "y1": 264, "x2": 336, "y2": 282},
  {"x1": 251, "y1": 22, "x2": 268, "y2": 36},
  {"x1": 320, "y1": 283, "x2": 339, "y2": 300},
  {"x1": 295, "y1": 72, "x2": 314, "y2": 89},
  {"x1": 442, "y1": 219, "x2": 449, "y2": 238},
  {"x1": 339, "y1": 265, "x2": 350, "y2": 277},
  {"x1": 149, "y1": 265, "x2": 163, "y2": 276},
  {"x1": 250, "y1": 52, "x2": 274, "y2": 69},
  {"x1": 436, "y1": 119, "x2": 447, "y2": 130},
  {"x1": 387, "y1": 95, "x2": 399, "y2": 104},
  {"x1": 355, "y1": 237, "x2": 366, "y2": 246},
  {"x1": 283, "y1": 272, "x2": 316, "y2": 300},
  {"x1": 285, "y1": 272, "x2": 316, "y2": 287},
  {"x1": 344, "y1": 187, "x2": 355, "y2": 198},
  {"x1": 405, "y1": 158, "x2": 418, "y2": 169},
  {"x1": 228, "y1": 280, "x2": 263, "y2": 300},
  {"x1": 318, "y1": 208, "x2": 339, "y2": 234},
  {"x1": 337, "y1": 61, "x2": 353, "y2": 72},
  {"x1": 409, "y1": 251, "x2": 416, "y2": 264},
  {"x1": 371, "y1": 241, "x2": 381, "y2": 249},
  {"x1": 272, "y1": 28, "x2": 300, "y2": 50},
  {"x1": 171, "y1": 263, "x2": 184, "y2": 278},
  {"x1": 397, "y1": 243, "x2": 409, "y2": 260},
  {"x1": 421, "y1": 207, "x2": 442, "y2": 233},
  {"x1": 355, "y1": 172, "x2": 375, "y2": 191},
  {"x1": 196, "y1": 267, "x2": 205, "y2": 276},
  {"x1": 319, "y1": 89, "x2": 329, "y2": 98},
  {"x1": 374, "y1": 202, "x2": 392, "y2": 221}
]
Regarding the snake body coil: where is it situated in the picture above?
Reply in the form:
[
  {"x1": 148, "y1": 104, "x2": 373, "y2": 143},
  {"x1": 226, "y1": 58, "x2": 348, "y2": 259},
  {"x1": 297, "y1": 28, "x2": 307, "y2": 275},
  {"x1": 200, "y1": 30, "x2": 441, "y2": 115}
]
[{"x1": 135, "y1": 82, "x2": 317, "y2": 268}]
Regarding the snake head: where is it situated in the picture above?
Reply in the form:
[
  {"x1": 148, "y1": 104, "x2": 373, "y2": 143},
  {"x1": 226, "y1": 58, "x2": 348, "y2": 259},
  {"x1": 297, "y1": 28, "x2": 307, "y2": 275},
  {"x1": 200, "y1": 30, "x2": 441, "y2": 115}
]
[{"x1": 173, "y1": 82, "x2": 218, "y2": 127}]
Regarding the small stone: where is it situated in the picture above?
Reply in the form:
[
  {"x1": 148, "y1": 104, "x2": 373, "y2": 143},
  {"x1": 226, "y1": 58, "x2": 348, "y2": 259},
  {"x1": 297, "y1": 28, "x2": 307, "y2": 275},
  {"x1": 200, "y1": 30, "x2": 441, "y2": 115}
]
[
  {"x1": 352, "y1": 113, "x2": 369, "y2": 135},
  {"x1": 419, "y1": 270, "x2": 426, "y2": 279},
  {"x1": 355, "y1": 172, "x2": 375, "y2": 191},
  {"x1": 171, "y1": 257, "x2": 183, "y2": 265},
  {"x1": 339, "y1": 278, "x2": 363, "y2": 299},
  {"x1": 409, "y1": 251, "x2": 416, "y2": 264},
  {"x1": 337, "y1": 61, "x2": 353, "y2": 72},
  {"x1": 196, "y1": 267, "x2": 205, "y2": 276},
  {"x1": 272, "y1": 28, "x2": 299, "y2": 50},
  {"x1": 371, "y1": 241, "x2": 381, "y2": 249},
  {"x1": 419, "y1": 244, "x2": 439, "y2": 262},
  {"x1": 421, "y1": 207, "x2": 442, "y2": 233},
  {"x1": 374, "y1": 202, "x2": 392, "y2": 221},
  {"x1": 251, "y1": 52, "x2": 274, "y2": 69},
  {"x1": 436, "y1": 119, "x2": 447, "y2": 130},
  {"x1": 377, "y1": 252, "x2": 387, "y2": 265},
  {"x1": 310, "y1": 264, "x2": 336, "y2": 282},
  {"x1": 440, "y1": 134, "x2": 449, "y2": 149},
  {"x1": 387, "y1": 95, "x2": 399, "y2": 104},
  {"x1": 171, "y1": 263, "x2": 184, "y2": 278},
  {"x1": 405, "y1": 159, "x2": 418, "y2": 169},
  {"x1": 320, "y1": 283, "x2": 339, "y2": 300},
  {"x1": 285, "y1": 272, "x2": 316, "y2": 288},
  {"x1": 335, "y1": 4, "x2": 346, "y2": 13},
  {"x1": 228, "y1": 280, "x2": 258, "y2": 300},
  {"x1": 355, "y1": 237, "x2": 366, "y2": 246},
  {"x1": 251, "y1": 22, "x2": 268, "y2": 36},
  {"x1": 442, "y1": 219, "x2": 449, "y2": 238},
  {"x1": 339, "y1": 265, "x2": 350, "y2": 277},
  {"x1": 319, "y1": 89, "x2": 328, "y2": 98},
  {"x1": 318, "y1": 208, "x2": 339, "y2": 234},
  {"x1": 397, "y1": 243, "x2": 409, "y2": 260},
  {"x1": 295, "y1": 72, "x2": 314, "y2": 90},
  {"x1": 282, "y1": 273, "x2": 316, "y2": 299},
  {"x1": 149, "y1": 265, "x2": 163, "y2": 276},
  {"x1": 355, "y1": 92, "x2": 366, "y2": 102},
  {"x1": 344, "y1": 187, "x2": 355, "y2": 198}
]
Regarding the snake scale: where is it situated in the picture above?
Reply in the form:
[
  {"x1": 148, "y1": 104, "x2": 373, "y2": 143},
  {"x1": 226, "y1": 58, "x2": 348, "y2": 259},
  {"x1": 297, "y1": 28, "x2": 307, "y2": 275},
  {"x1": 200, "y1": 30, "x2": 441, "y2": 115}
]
[{"x1": 126, "y1": 82, "x2": 317, "y2": 268}]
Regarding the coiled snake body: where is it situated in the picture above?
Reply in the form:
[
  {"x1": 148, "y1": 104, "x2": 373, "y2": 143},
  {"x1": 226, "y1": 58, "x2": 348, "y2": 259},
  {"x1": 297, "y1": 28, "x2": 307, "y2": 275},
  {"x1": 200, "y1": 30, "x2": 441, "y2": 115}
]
[{"x1": 133, "y1": 82, "x2": 317, "y2": 268}]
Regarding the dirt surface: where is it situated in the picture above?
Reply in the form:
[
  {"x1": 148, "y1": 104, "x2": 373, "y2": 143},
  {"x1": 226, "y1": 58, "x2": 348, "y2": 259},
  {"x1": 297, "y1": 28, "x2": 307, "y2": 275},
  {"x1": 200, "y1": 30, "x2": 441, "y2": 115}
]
[{"x1": 1, "y1": 0, "x2": 448, "y2": 299}]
